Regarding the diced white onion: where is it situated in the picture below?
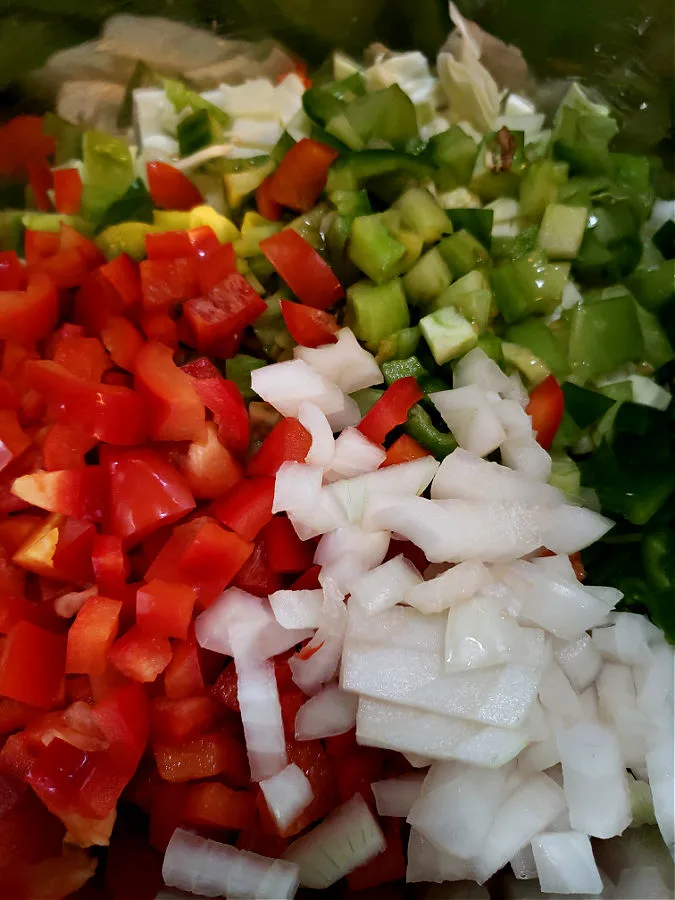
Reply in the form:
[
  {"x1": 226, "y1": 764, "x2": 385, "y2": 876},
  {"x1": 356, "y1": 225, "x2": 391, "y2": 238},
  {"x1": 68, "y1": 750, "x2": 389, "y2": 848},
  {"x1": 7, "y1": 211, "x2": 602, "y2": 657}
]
[
  {"x1": 295, "y1": 683, "x2": 358, "y2": 740},
  {"x1": 294, "y1": 328, "x2": 383, "y2": 394},
  {"x1": 260, "y1": 764, "x2": 314, "y2": 832},
  {"x1": 272, "y1": 462, "x2": 323, "y2": 516},
  {"x1": 531, "y1": 831, "x2": 603, "y2": 895},
  {"x1": 430, "y1": 385, "x2": 506, "y2": 458},
  {"x1": 297, "y1": 402, "x2": 335, "y2": 468},
  {"x1": 372, "y1": 772, "x2": 425, "y2": 818},
  {"x1": 251, "y1": 359, "x2": 347, "y2": 418},
  {"x1": 269, "y1": 589, "x2": 324, "y2": 630},
  {"x1": 326, "y1": 427, "x2": 386, "y2": 480},
  {"x1": 349, "y1": 554, "x2": 423, "y2": 616},
  {"x1": 236, "y1": 659, "x2": 287, "y2": 782},
  {"x1": 405, "y1": 560, "x2": 492, "y2": 614}
]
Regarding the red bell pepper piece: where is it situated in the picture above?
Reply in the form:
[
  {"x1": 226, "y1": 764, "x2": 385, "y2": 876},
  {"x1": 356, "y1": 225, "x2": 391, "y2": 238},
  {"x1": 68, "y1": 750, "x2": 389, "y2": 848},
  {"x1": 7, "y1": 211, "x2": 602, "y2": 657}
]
[
  {"x1": 150, "y1": 696, "x2": 216, "y2": 744},
  {"x1": 0, "y1": 697, "x2": 41, "y2": 734},
  {"x1": 381, "y1": 433, "x2": 430, "y2": 467},
  {"x1": 247, "y1": 417, "x2": 311, "y2": 476},
  {"x1": 0, "y1": 513, "x2": 41, "y2": 558},
  {"x1": 0, "y1": 274, "x2": 58, "y2": 346},
  {"x1": 59, "y1": 224, "x2": 104, "y2": 269},
  {"x1": 147, "y1": 161, "x2": 203, "y2": 210},
  {"x1": 263, "y1": 516, "x2": 314, "y2": 573},
  {"x1": 164, "y1": 633, "x2": 204, "y2": 700},
  {"x1": 92, "y1": 681, "x2": 149, "y2": 766},
  {"x1": 385, "y1": 537, "x2": 428, "y2": 574},
  {"x1": 145, "y1": 230, "x2": 193, "y2": 260},
  {"x1": 134, "y1": 340, "x2": 206, "y2": 442},
  {"x1": 260, "y1": 229, "x2": 344, "y2": 310},
  {"x1": 187, "y1": 225, "x2": 220, "y2": 259},
  {"x1": 0, "y1": 251, "x2": 26, "y2": 291},
  {"x1": 232, "y1": 538, "x2": 282, "y2": 597},
  {"x1": 276, "y1": 738, "x2": 336, "y2": 837},
  {"x1": 180, "y1": 421, "x2": 244, "y2": 499},
  {"x1": 358, "y1": 376, "x2": 424, "y2": 445},
  {"x1": 66, "y1": 596, "x2": 122, "y2": 676},
  {"x1": 256, "y1": 175, "x2": 283, "y2": 221},
  {"x1": 26, "y1": 359, "x2": 148, "y2": 445},
  {"x1": 27, "y1": 160, "x2": 53, "y2": 211},
  {"x1": 139, "y1": 309, "x2": 179, "y2": 349},
  {"x1": 210, "y1": 662, "x2": 240, "y2": 713},
  {"x1": 24, "y1": 229, "x2": 60, "y2": 266},
  {"x1": 0, "y1": 410, "x2": 31, "y2": 472},
  {"x1": 52, "y1": 335, "x2": 108, "y2": 383},
  {"x1": 347, "y1": 818, "x2": 406, "y2": 890},
  {"x1": 0, "y1": 785, "x2": 64, "y2": 869},
  {"x1": 280, "y1": 689, "x2": 305, "y2": 738},
  {"x1": 108, "y1": 624, "x2": 172, "y2": 683},
  {"x1": 195, "y1": 241, "x2": 237, "y2": 294},
  {"x1": 182, "y1": 357, "x2": 249, "y2": 455},
  {"x1": 98, "y1": 253, "x2": 141, "y2": 308},
  {"x1": 268, "y1": 138, "x2": 338, "y2": 212},
  {"x1": 324, "y1": 728, "x2": 358, "y2": 757},
  {"x1": 154, "y1": 732, "x2": 249, "y2": 786},
  {"x1": 11, "y1": 467, "x2": 105, "y2": 521},
  {"x1": 183, "y1": 782, "x2": 256, "y2": 830},
  {"x1": 526, "y1": 374, "x2": 565, "y2": 450},
  {"x1": 91, "y1": 534, "x2": 129, "y2": 596},
  {"x1": 100, "y1": 315, "x2": 144, "y2": 372},
  {"x1": 13, "y1": 514, "x2": 96, "y2": 585},
  {"x1": 102, "y1": 446, "x2": 195, "y2": 544},
  {"x1": 53, "y1": 167, "x2": 83, "y2": 215},
  {"x1": 0, "y1": 115, "x2": 55, "y2": 177},
  {"x1": 183, "y1": 272, "x2": 266, "y2": 352},
  {"x1": 289, "y1": 564, "x2": 322, "y2": 591},
  {"x1": 30, "y1": 246, "x2": 90, "y2": 290},
  {"x1": 42, "y1": 423, "x2": 97, "y2": 471},
  {"x1": 139, "y1": 257, "x2": 199, "y2": 310},
  {"x1": 334, "y1": 747, "x2": 383, "y2": 808},
  {"x1": 146, "y1": 516, "x2": 253, "y2": 607},
  {"x1": 74, "y1": 269, "x2": 127, "y2": 335},
  {"x1": 0, "y1": 621, "x2": 66, "y2": 709},
  {"x1": 136, "y1": 579, "x2": 197, "y2": 640},
  {"x1": 280, "y1": 299, "x2": 339, "y2": 347},
  {"x1": 211, "y1": 475, "x2": 275, "y2": 541}
]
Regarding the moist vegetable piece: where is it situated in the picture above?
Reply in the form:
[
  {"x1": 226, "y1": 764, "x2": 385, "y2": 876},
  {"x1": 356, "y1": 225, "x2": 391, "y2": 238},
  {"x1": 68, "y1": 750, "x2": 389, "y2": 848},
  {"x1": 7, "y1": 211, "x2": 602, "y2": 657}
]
[{"x1": 0, "y1": 6, "x2": 673, "y2": 899}]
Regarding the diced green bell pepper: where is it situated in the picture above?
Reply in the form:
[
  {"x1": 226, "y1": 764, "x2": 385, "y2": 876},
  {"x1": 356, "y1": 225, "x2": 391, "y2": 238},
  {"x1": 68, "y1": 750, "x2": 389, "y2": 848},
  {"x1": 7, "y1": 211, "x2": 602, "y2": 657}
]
[
  {"x1": 381, "y1": 356, "x2": 428, "y2": 386},
  {"x1": 491, "y1": 252, "x2": 568, "y2": 323},
  {"x1": 445, "y1": 209, "x2": 493, "y2": 250},
  {"x1": 303, "y1": 73, "x2": 366, "y2": 126},
  {"x1": 537, "y1": 204, "x2": 588, "y2": 259},
  {"x1": 340, "y1": 84, "x2": 419, "y2": 152},
  {"x1": 437, "y1": 229, "x2": 489, "y2": 277},
  {"x1": 627, "y1": 260, "x2": 675, "y2": 311},
  {"x1": 81, "y1": 130, "x2": 135, "y2": 222},
  {"x1": 549, "y1": 452, "x2": 581, "y2": 498},
  {"x1": 225, "y1": 354, "x2": 267, "y2": 400},
  {"x1": 348, "y1": 215, "x2": 406, "y2": 283},
  {"x1": 477, "y1": 332, "x2": 504, "y2": 364},
  {"x1": 651, "y1": 219, "x2": 675, "y2": 260},
  {"x1": 551, "y1": 84, "x2": 618, "y2": 175},
  {"x1": 634, "y1": 303, "x2": 675, "y2": 370},
  {"x1": 164, "y1": 78, "x2": 230, "y2": 128},
  {"x1": 376, "y1": 326, "x2": 421, "y2": 362},
  {"x1": 351, "y1": 388, "x2": 384, "y2": 416},
  {"x1": 326, "y1": 150, "x2": 433, "y2": 193},
  {"x1": 42, "y1": 112, "x2": 82, "y2": 166},
  {"x1": 346, "y1": 278, "x2": 410, "y2": 350},
  {"x1": 434, "y1": 269, "x2": 493, "y2": 333},
  {"x1": 567, "y1": 290, "x2": 644, "y2": 381},
  {"x1": 428, "y1": 126, "x2": 479, "y2": 191},
  {"x1": 405, "y1": 403, "x2": 456, "y2": 459},
  {"x1": 402, "y1": 248, "x2": 452, "y2": 305},
  {"x1": 393, "y1": 188, "x2": 452, "y2": 245},
  {"x1": 420, "y1": 306, "x2": 478, "y2": 365},
  {"x1": 519, "y1": 159, "x2": 569, "y2": 220},
  {"x1": 96, "y1": 178, "x2": 154, "y2": 232},
  {"x1": 561, "y1": 382, "x2": 614, "y2": 429},
  {"x1": 96, "y1": 222, "x2": 154, "y2": 261},
  {"x1": 505, "y1": 317, "x2": 570, "y2": 380},
  {"x1": 470, "y1": 129, "x2": 526, "y2": 201},
  {"x1": 502, "y1": 341, "x2": 550, "y2": 386}
]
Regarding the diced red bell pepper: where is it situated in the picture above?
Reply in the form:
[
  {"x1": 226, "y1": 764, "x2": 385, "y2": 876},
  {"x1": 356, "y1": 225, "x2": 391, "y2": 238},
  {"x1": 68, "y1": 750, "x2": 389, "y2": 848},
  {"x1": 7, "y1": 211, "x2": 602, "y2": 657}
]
[
  {"x1": 183, "y1": 272, "x2": 266, "y2": 352},
  {"x1": 164, "y1": 633, "x2": 204, "y2": 700},
  {"x1": 256, "y1": 175, "x2": 283, "y2": 222},
  {"x1": 0, "y1": 274, "x2": 58, "y2": 346},
  {"x1": 247, "y1": 418, "x2": 311, "y2": 476},
  {"x1": 74, "y1": 269, "x2": 128, "y2": 335},
  {"x1": 280, "y1": 299, "x2": 338, "y2": 347},
  {"x1": 386, "y1": 538, "x2": 428, "y2": 574},
  {"x1": 334, "y1": 747, "x2": 383, "y2": 808},
  {"x1": 0, "y1": 410, "x2": 31, "y2": 472},
  {"x1": 100, "y1": 315, "x2": 144, "y2": 372},
  {"x1": 53, "y1": 168, "x2": 83, "y2": 215},
  {"x1": 210, "y1": 662, "x2": 240, "y2": 713},
  {"x1": 59, "y1": 224, "x2": 104, "y2": 270},
  {"x1": 195, "y1": 241, "x2": 237, "y2": 294},
  {"x1": 92, "y1": 681, "x2": 149, "y2": 767},
  {"x1": 104, "y1": 825, "x2": 164, "y2": 900},
  {"x1": 211, "y1": 476, "x2": 275, "y2": 541},
  {"x1": 188, "y1": 225, "x2": 220, "y2": 259},
  {"x1": 347, "y1": 818, "x2": 406, "y2": 891},
  {"x1": 289, "y1": 564, "x2": 322, "y2": 591},
  {"x1": 91, "y1": 534, "x2": 129, "y2": 596},
  {"x1": 148, "y1": 782, "x2": 190, "y2": 852},
  {"x1": 263, "y1": 516, "x2": 314, "y2": 573},
  {"x1": 276, "y1": 738, "x2": 336, "y2": 837},
  {"x1": 24, "y1": 230, "x2": 60, "y2": 266},
  {"x1": 526, "y1": 374, "x2": 564, "y2": 451},
  {"x1": 12, "y1": 514, "x2": 95, "y2": 585},
  {"x1": 145, "y1": 230, "x2": 193, "y2": 260},
  {"x1": 146, "y1": 516, "x2": 253, "y2": 607},
  {"x1": 0, "y1": 115, "x2": 55, "y2": 178},
  {"x1": 0, "y1": 621, "x2": 66, "y2": 709},
  {"x1": 108, "y1": 625, "x2": 172, "y2": 683},
  {"x1": 150, "y1": 696, "x2": 216, "y2": 744},
  {"x1": 0, "y1": 514, "x2": 41, "y2": 558},
  {"x1": 232, "y1": 538, "x2": 282, "y2": 597},
  {"x1": 381, "y1": 433, "x2": 431, "y2": 467},
  {"x1": 98, "y1": 253, "x2": 142, "y2": 309},
  {"x1": 26, "y1": 359, "x2": 148, "y2": 445},
  {"x1": 183, "y1": 782, "x2": 256, "y2": 830},
  {"x1": 154, "y1": 732, "x2": 249, "y2": 786},
  {"x1": 27, "y1": 160, "x2": 53, "y2": 211},
  {"x1": 268, "y1": 138, "x2": 338, "y2": 212},
  {"x1": 139, "y1": 309, "x2": 179, "y2": 349},
  {"x1": 280, "y1": 689, "x2": 305, "y2": 739},
  {"x1": 0, "y1": 784, "x2": 64, "y2": 868},
  {"x1": 180, "y1": 421, "x2": 244, "y2": 499},
  {"x1": 0, "y1": 697, "x2": 41, "y2": 735},
  {"x1": 42, "y1": 423, "x2": 96, "y2": 471},
  {"x1": 134, "y1": 340, "x2": 205, "y2": 442},
  {"x1": 570, "y1": 551, "x2": 586, "y2": 582},
  {"x1": 260, "y1": 229, "x2": 344, "y2": 310},
  {"x1": 324, "y1": 728, "x2": 358, "y2": 757},
  {"x1": 65, "y1": 596, "x2": 122, "y2": 676},
  {"x1": 11, "y1": 467, "x2": 104, "y2": 522},
  {"x1": 52, "y1": 335, "x2": 108, "y2": 382},
  {"x1": 136, "y1": 580, "x2": 196, "y2": 641},
  {"x1": 139, "y1": 257, "x2": 199, "y2": 310},
  {"x1": 181, "y1": 357, "x2": 250, "y2": 456},
  {"x1": 0, "y1": 251, "x2": 26, "y2": 291},
  {"x1": 102, "y1": 446, "x2": 195, "y2": 544},
  {"x1": 358, "y1": 376, "x2": 424, "y2": 445},
  {"x1": 30, "y1": 246, "x2": 90, "y2": 290},
  {"x1": 147, "y1": 161, "x2": 203, "y2": 211}
]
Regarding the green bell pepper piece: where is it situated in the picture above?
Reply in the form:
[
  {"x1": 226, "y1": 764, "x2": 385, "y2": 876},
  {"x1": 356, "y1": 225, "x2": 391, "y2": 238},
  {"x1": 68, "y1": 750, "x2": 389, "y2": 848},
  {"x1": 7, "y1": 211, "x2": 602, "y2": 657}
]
[
  {"x1": 651, "y1": 219, "x2": 675, "y2": 260},
  {"x1": 561, "y1": 382, "x2": 614, "y2": 429},
  {"x1": 402, "y1": 248, "x2": 452, "y2": 305},
  {"x1": 346, "y1": 278, "x2": 410, "y2": 350},
  {"x1": 225, "y1": 355, "x2": 267, "y2": 400},
  {"x1": 381, "y1": 356, "x2": 428, "y2": 386},
  {"x1": 406, "y1": 403, "x2": 456, "y2": 459},
  {"x1": 505, "y1": 318, "x2": 569, "y2": 381},
  {"x1": 437, "y1": 229, "x2": 489, "y2": 278},
  {"x1": 434, "y1": 269, "x2": 493, "y2": 333},
  {"x1": 377, "y1": 326, "x2": 421, "y2": 363},
  {"x1": 634, "y1": 303, "x2": 675, "y2": 370},
  {"x1": 348, "y1": 216, "x2": 406, "y2": 283},
  {"x1": 445, "y1": 209, "x2": 493, "y2": 250},
  {"x1": 164, "y1": 78, "x2": 230, "y2": 128},
  {"x1": 567, "y1": 290, "x2": 644, "y2": 381},
  {"x1": 326, "y1": 150, "x2": 433, "y2": 193},
  {"x1": 42, "y1": 112, "x2": 82, "y2": 166},
  {"x1": 81, "y1": 130, "x2": 135, "y2": 223},
  {"x1": 351, "y1": 388, "x2": 384, "y2": 416},
  {"x1": 428, "y1": 126, "x2": 479, "y2": 191},
  {"x1": 492, "y1": 252, "x2": 568, "y2": 323},
  {"x1": 393, "y1": 188, "x2": 452, "y2": 245},
  {"x1": 627, "y1": 260, "x2": 675, "y2": 312},
  {"x1": 303, "y1": 73, "x2": 366, "y2": 125},
  {"x1": 96, "y1": 178, "x2": 154, "y2": 232},
  {"x1": 519, "y1": 159, "x2": 569, "y2": 220}
]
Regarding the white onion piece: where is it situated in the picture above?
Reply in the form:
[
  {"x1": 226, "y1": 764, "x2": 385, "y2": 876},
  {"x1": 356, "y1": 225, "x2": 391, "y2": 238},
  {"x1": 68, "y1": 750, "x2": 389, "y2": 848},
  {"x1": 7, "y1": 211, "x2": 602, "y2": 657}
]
[
  {"x1": 539, "y1": 503, "x2": 614, "y2": 554},
  {"x1": 272, "y1": 462, "x2": 323, "y2": 516},
  {"x1": 407, "y1": 828, "x2": 478, "y2": 883},
  {"x1": 553, "y1": 635, "x2": 602, "y2": 693},
  {"x1": 269, "y1": 589, "x2": 324, "y2": 630},
  {"x1": 260, "y1": 764, "x2": 314, "y2": 832},
  {"x1": 346, "y1": 603, "x2": 446, "y2": 653},
  {"x1": 493, "y1": 397, "x2": 532, "y2": 440},
  {"x1": 283, "y1": 793, "x2": 385, "y2": 888},
  {"x1": 349, "y1": 554, "x2": 422, "y2": 616},
  {"x1": 510, "y1": 844, "x2": 538, "y2": 881},
  {"x1": 297, "y1": 401, "x2": 335, "y2": 468},
  {"x1": 314, "y1": 526, "x2": 389, "y2": 594},
  {"x1": 325, "y1": 394, "x2": 362, "y2": 431},
  {"x1": 294, "y1": 328, "x2": 382, "y2": 393},
  {"x1": 405, "y1": 560, "x2": 492, "y2": 614},
  {"x1": 445, "y1": 599, "x2": 547, "y2": 671},
  {"x1": 500, "y1": 435, "x2": 552, "y2": 482},
  {"x1": 325, "y1": 427, "x2": 386, "y2": 480},
  {"x1": 251, "y1": 359, "x2": 346, "y2": 418},
  {"x1": 453, "y1": 347, "x2": 513, "y2": 396},
  {"x1": 162, "y1": 829, "x2": 299, "y2": 900},
  {"x1": 431, "y1": 385, "x2": 506, "y2": 457},
  {"x1": 295, "y1": 683, "x2": 358, "y2": 740},
  {"x1": 531, "y1": 832, "x2": 603, "y2": 895},
  {"x1": 372, "y1": 773, "x2": 425, "y2": 818},
  {"x1": 236, "y1": 659, "x2": 287, "y2": 782},
  {"x1": 287, "y1": 488, "x2": 348, "y2": 540},
  {"x1": 538, "y1": 661, "x2": 585, "y2": 723},
  {"x1": 646, "y1": 738, "x2": 675, "y2": 858},
  {"x1": 289, "y1": 578, "x2": 346, "y2": 695}
]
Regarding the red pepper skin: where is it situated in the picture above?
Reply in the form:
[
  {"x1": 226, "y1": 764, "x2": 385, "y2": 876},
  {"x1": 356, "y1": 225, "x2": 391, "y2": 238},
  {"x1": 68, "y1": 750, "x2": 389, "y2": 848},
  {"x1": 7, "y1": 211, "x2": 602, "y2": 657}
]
[
  {"x1": 289, "y1": 564, "x2": 322, "y2": 591},
  {"x1": 256, "y1": 175, "x2": 283, "y2": 221},
  {"x1": 182, "y1": 357, "x2": 249, "y2": 455},
  {"x1": 0, "y1": 116, "x2": 55, "y2": 178},
  {"x1": 0, "y1": 621, "x2": 66, "y2": 709},
  {"x1": 139, "y1": 310, "x2": 179, "y2": 350},
  {"x1": 0, "y1": 251, "x2": 26, "y2": 291},
  {"x1": 11, "y1": 467, "x2": 105, "y2": 522},
  {"x1": 59, "y1": 224, "x2": 105, "y2": 270},
  {"x1": 526, "y1": 374, "x2": 565, "y2": 450},
  {"x1": 136, "y1": 580, "x2": 197, "y2": 641},
  {"x1": 92, "y1": 682, "x2": 149, "y2": 766},
  {"x1": 347, "y1": 818, "x2": 406, "y2": 890},
  {"x1": 52, "y1": 335, "x2": 108, "y2": 382},
  {"x1": 196, "y1": 242, "x2": 237, "y2": 294},
  {"x1": 358, "y1": 376, "x2": 424, "y2": 445},
  {"x1": 163, "y1": 633, "x2": 204, "y2": 700},
  {"x1": 232, "y1": 538, "x2": 282, "y2": 597},
  {"x1": 27, "y1": 160, "x2": 53, "y2": 212},
  {"x1": 145, "y1": 230, "x2": 193, "y2": 260},
  {"x1": 102, "y1": 446, "x2": 196, "y2": 545},
  {"x1": 280, "y1": 299, "x2": 339, "y2": 347},
  {"x1": 91, "y1": 534, "x2": 129, "y2": 595},
  {"x1": 0, "y1": 410, "x2": 31, "y2": 472},
  {"x1": 150, "y1": 696, "x2": 217, "y2": 745},
  {"x1": 260, "y1": 229, "x2": 344, "y2": 310},
  {"x1": 381, "y1": 433, "x2": 431, "y2": 467},
  {"x1": 108, "y1": 625, "x2": 172, "y2": 683},
  {"x1": 183, "y1": 272, "x2": 266, "y2": 353},
  {"x1": 98, "y1": 253, "x2": 142, "y2": 309},
  {"x1": 140, "y1": 257, "x2": 199, "y2": 310},
  {"x1": 187, "y1": 225, "x2": 220, "y2": 259},
  {"x1": 12, "y1": 514, "x2": 96, "y2": 585},
  {"x1": 0, "y1": 274, "x2": 58, "y2": 346},
  {"x1": 53, "y1": 168, "x2": 83, "y2": 215},
  {"x1": 154, "y1": 732, "x2": 249, "y2": 786},
  {"x1": 42, "y1": 423, "x2": 96, "y2": 471},
  {"x1": 100, "y1": 316, "x2": 144, "y2": 372},
  {"x1": 135, "y1": 340, "x2": 206, "y2": 442},
  {"x1": 147, "y1": 161, "x2": 203, "y2": 210},
  {"x1": 247, "y1": 418, "x2": 311, "y2": 476},
  {"x1": 211, "y1": 475, "x2": 275, "y2": 541},
  {"x1": 268, "y1": 138, "x2": 338, "y2": 212},
  {"x1": 183, "y1": 781, "x2": 256, "y2": 830},
  {"x1": 210, "y1": 663, "x2": 240, "y2": 713},
  {"x1": 263, "y1": 516, "x2": 314, "y2": 573},
  {"x1": 66, "y1": 596, "x2": 122, "y2": 676}
]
